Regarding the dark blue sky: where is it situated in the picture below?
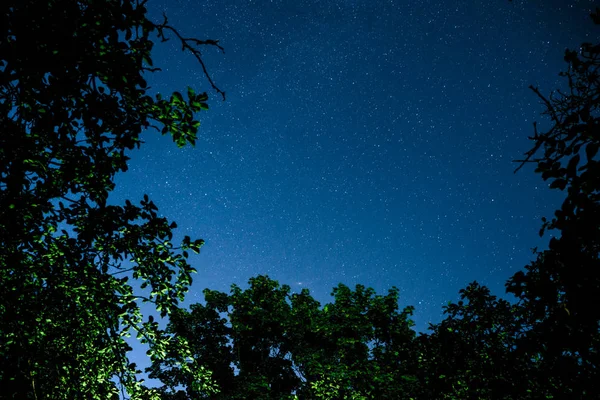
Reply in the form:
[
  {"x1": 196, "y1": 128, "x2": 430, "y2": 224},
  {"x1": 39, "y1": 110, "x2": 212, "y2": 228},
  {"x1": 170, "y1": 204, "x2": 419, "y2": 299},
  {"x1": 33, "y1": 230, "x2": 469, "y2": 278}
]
[{"x1": 112, "y1": 0, "x2": 597, "y2": 331}]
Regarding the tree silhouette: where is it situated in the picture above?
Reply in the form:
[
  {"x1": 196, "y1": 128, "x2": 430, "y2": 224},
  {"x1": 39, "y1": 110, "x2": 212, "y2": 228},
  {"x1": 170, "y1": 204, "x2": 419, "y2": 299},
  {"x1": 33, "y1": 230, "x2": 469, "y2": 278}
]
[
  {"x1": 0, "y1": 0, "x2": 222, "y2": 398},
  {"x1": 421, "y1": 8, "x2": 600, "y2": 399},
  {"x1": 506, "y1": 8, "x2": 600, "y2": 398}
]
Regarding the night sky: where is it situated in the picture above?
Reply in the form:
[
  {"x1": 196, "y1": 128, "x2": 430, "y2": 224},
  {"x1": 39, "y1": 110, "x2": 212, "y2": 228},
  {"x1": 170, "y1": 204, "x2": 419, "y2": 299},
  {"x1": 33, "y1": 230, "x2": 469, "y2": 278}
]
[{"x1": 111, "y1": 0, "x2": 597, "y2": 332}]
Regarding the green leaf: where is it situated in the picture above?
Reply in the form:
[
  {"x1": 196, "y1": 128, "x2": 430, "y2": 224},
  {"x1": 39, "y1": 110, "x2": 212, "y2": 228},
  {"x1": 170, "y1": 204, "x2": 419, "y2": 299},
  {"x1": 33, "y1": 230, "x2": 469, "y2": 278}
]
[
  {"x1": 143, "y1": 55, "x2": 153, "y2": 67},
  {"x1": 172, "y1": 91, "x2": 184, "y2": 104}
]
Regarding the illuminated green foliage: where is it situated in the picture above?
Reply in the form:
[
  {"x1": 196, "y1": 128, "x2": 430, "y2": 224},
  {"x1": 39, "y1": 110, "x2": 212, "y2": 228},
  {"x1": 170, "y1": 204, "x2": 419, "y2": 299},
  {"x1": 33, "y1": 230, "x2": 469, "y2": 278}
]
[
  {"x1": 148, "y1": 275, "x2": 418, "y2": 399},
  {"x1": 0, "y1": 0, "x2": 223, "y2": 398}
]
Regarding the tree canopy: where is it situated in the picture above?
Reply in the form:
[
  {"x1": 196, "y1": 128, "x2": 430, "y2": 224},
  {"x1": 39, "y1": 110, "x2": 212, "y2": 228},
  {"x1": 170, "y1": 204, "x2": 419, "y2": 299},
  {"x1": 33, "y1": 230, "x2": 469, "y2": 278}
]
[
  {"x1": 505, "y1": 11, "x2": 600, "y2": 396},
  {"x1": 1, "y1": 0, "x2": 599, "y2": 399},
  {"x1": 147, "y1": 276, "x2": 418, "y2": 399},
  {"x1": 1, "y1": 0, "x2": 222, "y2": 398}
]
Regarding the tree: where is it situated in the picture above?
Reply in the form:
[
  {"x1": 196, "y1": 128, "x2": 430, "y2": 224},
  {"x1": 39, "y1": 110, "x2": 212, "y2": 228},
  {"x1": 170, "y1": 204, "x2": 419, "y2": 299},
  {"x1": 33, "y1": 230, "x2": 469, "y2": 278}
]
[
  {"x1": 414, "y1": 283, "x2": 547, "y2": 400},
  {"x1": 149, "y1": 275, "x2": 419, "y2": 399},
  {"x1": 419, "y1": 9, "x2": 600, "y2": 399},
  {"x1": 5, "y1": 0, "x2": 599, "y2": 398},
  {"x1": 506, "y1": 8, "x2": 600, "y2": 398},
  {"x1": 0, "y1": 0, "x2": 223, "y2": 398},
  {"x1": 301, "y1": 283, "x2": 418, "y2": 400}
]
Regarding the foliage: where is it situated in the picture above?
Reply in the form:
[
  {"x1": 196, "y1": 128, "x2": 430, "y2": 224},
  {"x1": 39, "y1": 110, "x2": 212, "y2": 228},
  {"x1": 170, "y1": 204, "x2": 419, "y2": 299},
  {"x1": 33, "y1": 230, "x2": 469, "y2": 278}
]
[
  {"x1": 148, "y1": 275, "x2": 418, "y2": 399},
  {"x1": 0, "y1": 0, "x2": 222, "y2": 398},
  {"x1": 419, "y1": 9, "x2": 600, "y2": 399},
  {"x1": 415, "y1": 283, "x2": 539, "y2": 399},
  {"x1": 506, "y1": 7, "x2": 600, "y2": 398},
  {"x1": 3, "y1": 0, "x2": 600, "y2": 398}
]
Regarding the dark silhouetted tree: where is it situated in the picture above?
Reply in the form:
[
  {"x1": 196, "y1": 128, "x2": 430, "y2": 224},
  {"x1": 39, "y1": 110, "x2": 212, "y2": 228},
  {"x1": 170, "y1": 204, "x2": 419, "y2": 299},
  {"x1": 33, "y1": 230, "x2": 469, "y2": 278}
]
[
  {"x1": 0, "y1": 0, "x2": 223, "y2": 398},
  {"x1": 415, "y1": 283, "x2": 544, "y2": 400},
  {"x1": 506, "y1": 7, "x2": 600, "y2": 399},
  {"x1": 420, "y1": 9, "x2": 600, "y2": 399}
]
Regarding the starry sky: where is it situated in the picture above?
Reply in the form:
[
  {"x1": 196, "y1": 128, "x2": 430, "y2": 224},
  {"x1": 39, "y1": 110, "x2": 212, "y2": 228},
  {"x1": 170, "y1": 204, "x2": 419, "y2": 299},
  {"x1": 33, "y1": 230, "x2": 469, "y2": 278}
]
[{"x1": 111, "y1": 0, "x2": 597, "y2": 332}]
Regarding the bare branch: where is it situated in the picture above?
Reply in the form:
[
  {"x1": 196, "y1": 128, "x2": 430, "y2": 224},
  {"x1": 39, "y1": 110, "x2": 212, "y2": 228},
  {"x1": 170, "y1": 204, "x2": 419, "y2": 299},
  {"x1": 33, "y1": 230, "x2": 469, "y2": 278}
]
[
  {"x1": 529, "y1": 85, "x2": 561, "y2": 125},
  {"x1": 514, "y1": 122, "x2": 545, "y2": 173},
  {"x1": 153, "y1": 13, "x2": 226, "y2": 101}
]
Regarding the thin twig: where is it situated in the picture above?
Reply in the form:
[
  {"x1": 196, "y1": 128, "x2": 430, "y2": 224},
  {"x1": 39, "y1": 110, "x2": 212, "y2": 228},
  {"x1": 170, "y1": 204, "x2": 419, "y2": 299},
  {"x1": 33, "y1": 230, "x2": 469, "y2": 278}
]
[
  {"x1": 529, "y1": 85, "x2": 560, "y2": 125},
  {"x1": 514, "y1": 122, "x2": 545, "y2": 173},
  {"x1": 154, "y1": 13, "x2": 226, "y2": 101}
]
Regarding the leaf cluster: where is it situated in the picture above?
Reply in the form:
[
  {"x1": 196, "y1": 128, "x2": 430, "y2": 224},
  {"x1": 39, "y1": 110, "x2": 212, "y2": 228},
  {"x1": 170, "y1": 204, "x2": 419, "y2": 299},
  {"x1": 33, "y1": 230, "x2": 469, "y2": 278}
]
[{"x1": 0, "y1": 0, "x2": 222, "y2": 398}]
